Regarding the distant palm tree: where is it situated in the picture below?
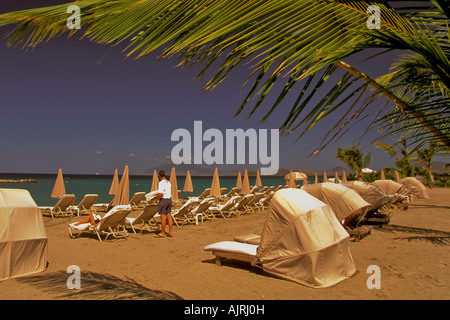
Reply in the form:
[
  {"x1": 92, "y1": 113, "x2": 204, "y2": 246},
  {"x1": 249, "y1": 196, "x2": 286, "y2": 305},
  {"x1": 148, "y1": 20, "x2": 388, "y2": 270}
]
[
  {"x1": 375, "y1": 139, "x2": 416, "y2": 177},
  {"x1": 336, "y1": 146, "x2": 372, "y2": 181},
  {"x1": 415, "y1": 142, "x2": 443, "y2": 187},
  {"x1": 0, "y1": 0, "x2": 448, "y2": 149}
]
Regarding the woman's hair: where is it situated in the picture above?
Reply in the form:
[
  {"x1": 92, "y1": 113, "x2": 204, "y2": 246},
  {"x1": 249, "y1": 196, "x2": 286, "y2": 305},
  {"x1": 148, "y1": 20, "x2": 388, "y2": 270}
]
[{"x1": 159, "y1": 170, "x2": 166, "y2": 178}]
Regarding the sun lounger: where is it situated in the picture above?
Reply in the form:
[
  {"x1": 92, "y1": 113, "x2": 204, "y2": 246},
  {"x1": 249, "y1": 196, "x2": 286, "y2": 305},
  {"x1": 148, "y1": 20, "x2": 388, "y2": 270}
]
[
  {"x1": 172, "y1": 198, "x2": 201, "y2": 227},
  {"x1": 249, "y1": 186, "x2": 259, "y2": 194},
  {"x1": 129, "y1": 192, "x2": 146, "y2": 209},
  {"x1": 234, "y1": 194, "x2": 255, "y2": 214},
  {"x1": 263, "y1": 186, "x2": 275, "y2": 194},
  {"x1": 258, "y1": 186, "x2": 268, "y2": 193},
  {"x1": 189, "y1": 198, "x2": 216, "y2": 224},
  {"x1": 39, "y1": 194, "x2": 76, "y2": 218},
  {"x1": 244, "y1": 193, "x2": 266, "y2": 212},
  {"x1": 68, "y1": 205, "x2": 132, "y2": 241},
  {"x1": 190, "y1": 188, "x2": 211, "y2": 201},
  {"x1": 203, "y1": 241, "x2": 258, "y2": 266},
  {"x1": 73, "y1": 194, "x2": 98, "y2": 216},
  {"x1": 234, "y1": 234, "x2": 261, "y2": 245},
  {"x1": 272, "y1": 185, "x2": 283, "y2": 193},
  {"x1": 258, "y1": 192, "x2": 275, "y2": 208},
  {"x1": 207, "y1": 196, "x2": 242, "y2": 219},
  {"x1": 143, "y1": 190, "x2": 159, "y2": 205},
  {"x1": 223, "y1": 187, "x2": 239, "y2": 199},
  {"x1": 123, "y1": 204, "x2": 158, "y2": 234}
]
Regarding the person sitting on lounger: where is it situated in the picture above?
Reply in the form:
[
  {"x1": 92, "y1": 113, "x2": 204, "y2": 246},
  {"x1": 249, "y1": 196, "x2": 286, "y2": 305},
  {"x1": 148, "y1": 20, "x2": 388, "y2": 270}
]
[{"x1": 74, "y1": 213, "x2": 102, "y2": 227}]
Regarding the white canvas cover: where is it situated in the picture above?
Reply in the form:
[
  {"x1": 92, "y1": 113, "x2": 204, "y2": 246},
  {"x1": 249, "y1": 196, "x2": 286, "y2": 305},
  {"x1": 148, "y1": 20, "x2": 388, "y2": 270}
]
[
  {"x1": 302, "y1": 182, "x2": 370, "y2": 223},
  {"x1": 253, "y1": 189, "x2": 356, "y2": 288},
  {"x1": 400, "y1": 177, "x2": 429, "y2": 199},
  {"x1": 0, "y1": 189, "x2": 48, "y2": 281}
]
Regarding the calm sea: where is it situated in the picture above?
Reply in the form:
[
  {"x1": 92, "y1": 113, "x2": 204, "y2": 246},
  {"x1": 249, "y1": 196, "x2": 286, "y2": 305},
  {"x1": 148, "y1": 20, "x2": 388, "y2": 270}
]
[{"x1": 0, "y1": 173, "x2": 313, "y2": 206}]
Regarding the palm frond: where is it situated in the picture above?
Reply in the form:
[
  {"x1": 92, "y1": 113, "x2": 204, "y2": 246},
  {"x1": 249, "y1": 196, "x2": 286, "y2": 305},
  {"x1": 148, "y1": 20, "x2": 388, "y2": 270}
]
[{"x1": 0, "y1": 0, "x2": 449, "y2": 151}]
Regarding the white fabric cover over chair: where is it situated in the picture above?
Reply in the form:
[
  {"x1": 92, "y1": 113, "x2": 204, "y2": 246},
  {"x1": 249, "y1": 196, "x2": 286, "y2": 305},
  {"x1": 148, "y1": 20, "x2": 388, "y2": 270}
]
[
  {"x1": 253, "y1": 188, "x2": 356, "y2": 288},
  {"x1": 0, "y1": 189, "x2": 48, "y2": 280}
]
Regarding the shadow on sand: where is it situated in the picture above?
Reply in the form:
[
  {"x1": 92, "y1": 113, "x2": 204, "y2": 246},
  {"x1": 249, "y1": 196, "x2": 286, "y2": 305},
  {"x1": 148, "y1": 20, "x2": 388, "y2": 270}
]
[
  {"x1": 379, "y1": 224, "x2": 450, "y2": 246},
  {"x1": 17, "y1": 270, "x2": 184, "y2": 300}
]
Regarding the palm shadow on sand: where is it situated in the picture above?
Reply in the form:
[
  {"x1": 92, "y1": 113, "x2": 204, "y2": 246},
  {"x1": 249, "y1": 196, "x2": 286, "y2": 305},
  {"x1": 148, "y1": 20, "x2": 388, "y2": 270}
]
[
  {"x1": 379, "y1": 224, "x2": 450, "y2": 246},
  {"x1": 17, "y1": 270, "x2": 184, "y2": 300}
]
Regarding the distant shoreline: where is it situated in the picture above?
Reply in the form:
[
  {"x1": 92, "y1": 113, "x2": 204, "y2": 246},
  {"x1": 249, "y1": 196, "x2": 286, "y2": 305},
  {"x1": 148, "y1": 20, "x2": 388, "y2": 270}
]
[{"x1": 0, "y1": 179, "x2": 38, "y2": 184}]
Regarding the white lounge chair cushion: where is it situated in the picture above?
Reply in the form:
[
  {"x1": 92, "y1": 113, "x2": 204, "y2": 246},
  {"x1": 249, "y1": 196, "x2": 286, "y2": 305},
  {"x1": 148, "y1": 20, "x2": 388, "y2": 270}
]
[
  {"x1": 69, "y1": 222, "x2": 92, "y2": 231},
  {"x1": 203, "y1": 241, "x2": 258, "y2": 256}
]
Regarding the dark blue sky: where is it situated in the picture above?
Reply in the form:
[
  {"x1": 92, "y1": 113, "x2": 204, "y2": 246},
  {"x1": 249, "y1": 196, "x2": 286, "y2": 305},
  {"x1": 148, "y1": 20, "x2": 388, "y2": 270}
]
[{"x1": 0, "y1": 0, "x2": 413, "y2": 175}]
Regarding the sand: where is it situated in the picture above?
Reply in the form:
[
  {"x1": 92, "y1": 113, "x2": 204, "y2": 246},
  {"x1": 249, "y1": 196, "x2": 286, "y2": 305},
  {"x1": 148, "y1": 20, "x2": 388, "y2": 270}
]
[{"x1": 0, "y1": 188, "x2": 449, "y2": 300}]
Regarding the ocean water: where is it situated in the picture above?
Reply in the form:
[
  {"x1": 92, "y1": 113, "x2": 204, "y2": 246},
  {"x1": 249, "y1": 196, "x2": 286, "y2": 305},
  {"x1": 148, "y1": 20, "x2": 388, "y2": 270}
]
[{"x1": 0, "y1": 173, "x2": 312, "y2": 206}]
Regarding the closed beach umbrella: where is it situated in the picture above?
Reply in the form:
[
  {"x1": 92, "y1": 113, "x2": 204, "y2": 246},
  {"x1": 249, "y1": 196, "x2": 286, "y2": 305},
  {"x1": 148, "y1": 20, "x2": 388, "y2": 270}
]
[
  {"x1": 51, "y1": 168, "x2": 66, "y2": 199},
  {"x1": 210, "y1": 168, "x2": 221, "y2": 197},
  {"x1": 335, "y1": 172, "x2": 341, "y2": 184},
  {"x1": 314, "y1": 173, "x2": 318, "y2": 184},
  {"x1": 241, "y1": 169, "x2": 251, "y2": 194},
  {"x1": 395, "y1": 170, "x2": 401, "y2": 183},
  {"x1": 169, "y1": 166, "x2": 178, "y2": 202},
  {"x1": 288, "y1": 170, "x2": 296, "y2": 188},
  {"x1": 109, "y1": 169, "x2": 119, "y2": 195},
  {"x1": 151, "y1": 169, "x2": 159, "y2": 192},
  {"x1": 342, "y1": 170, "x2": 348, "y2": 182},
  {"x1": 255, "y1": 170, "x2": 262, "y2": 187},
  {"x1": 303, "y1": 176, "x2": 308, "y2": 186},
  {"x1": 236, "y1": 171, "x2": 242, "y2": 189},
  {"x1": 380, "y1": 170, "x2": 386, "y2": 180},
  {"x1": 284, "y1": 171, "x2": 307, "y2": 181},
  {"x1": 111, "y1": 164, "x2": 130, "y2": 206},
  {"x1": 183, "y1": 170, "x2": 193, "y2": 193},
  {"x1": 323, "y1": 172, "x2": 328, "y2": 183}
]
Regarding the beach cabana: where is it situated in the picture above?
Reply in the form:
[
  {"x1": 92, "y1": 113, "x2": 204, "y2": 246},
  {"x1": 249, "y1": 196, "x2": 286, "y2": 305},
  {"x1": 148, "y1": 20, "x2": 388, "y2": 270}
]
[
  {"x1": 372, "y1": 180, "x2": 403, "y2": 196},
  {"x1": 341, "y1": 181, "x2": 390, "y2": 212},
  {"x1": 0, "y1": 189, "x2": 48, "y2": 280},
  {"x1": 400, "y1": 177, "x2": 429, "y2": 199},
  {"x1": 302, "y1": 182, "x2": 370, "y2": 224},
  {"x1": 255, "y1": 189, "x2": 356, "y2": 288},
  {"x1": 205, "y1": 189, "x2": 356, "y2": 288}
]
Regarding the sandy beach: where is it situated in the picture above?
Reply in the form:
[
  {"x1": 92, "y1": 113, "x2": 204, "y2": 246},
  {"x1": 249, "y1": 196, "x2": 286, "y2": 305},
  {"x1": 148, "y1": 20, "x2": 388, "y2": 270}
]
[{"x1": 0, "y1": 188, "x2": 449, "y2": 301}]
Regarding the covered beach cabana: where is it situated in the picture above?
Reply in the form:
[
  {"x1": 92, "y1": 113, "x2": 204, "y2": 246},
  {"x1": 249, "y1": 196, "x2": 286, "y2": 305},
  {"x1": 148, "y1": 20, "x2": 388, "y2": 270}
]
[{"x1": 0, "y1": 189, "x2": 48, "y2": 280}]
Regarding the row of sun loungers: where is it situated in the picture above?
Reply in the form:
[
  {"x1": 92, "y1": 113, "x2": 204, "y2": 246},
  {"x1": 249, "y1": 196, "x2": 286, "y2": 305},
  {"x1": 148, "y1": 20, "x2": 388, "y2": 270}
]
[
  {"x1": 39, "y1": 185, "x2": 274, "y2": 241},
  {"x1": 42, "y1": 177, "x2": 423, "y2": 243}
]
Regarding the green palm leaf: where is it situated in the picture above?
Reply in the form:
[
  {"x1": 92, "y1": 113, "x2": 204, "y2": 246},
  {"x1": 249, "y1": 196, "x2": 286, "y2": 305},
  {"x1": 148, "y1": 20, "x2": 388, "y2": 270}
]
[{"x1": 0, "y1": 0, "x2": 448, "y2": 150}]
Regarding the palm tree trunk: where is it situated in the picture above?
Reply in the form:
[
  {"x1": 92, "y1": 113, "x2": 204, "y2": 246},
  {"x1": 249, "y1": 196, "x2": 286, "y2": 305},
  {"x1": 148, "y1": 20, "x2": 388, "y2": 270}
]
[{"x1": 335, "y1": 60, "x2": 450, "y2": 149}]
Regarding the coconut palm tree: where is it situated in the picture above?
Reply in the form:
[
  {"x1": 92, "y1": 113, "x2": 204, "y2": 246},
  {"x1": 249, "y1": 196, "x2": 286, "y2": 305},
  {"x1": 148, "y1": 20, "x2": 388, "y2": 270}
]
[
  {"x1": 336, "y1": 146, "x2": 372, "y2": 181},
  {"x1": 0, "y1": 0, "x2": 448, "y2": 150},
  {"x1": 375, "y1": 138, "x2": 416, "y2": 178},
  {"x1": 415, "y1": 141, "x2": 445, "y2": 187}
]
